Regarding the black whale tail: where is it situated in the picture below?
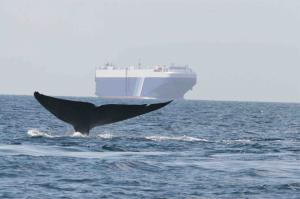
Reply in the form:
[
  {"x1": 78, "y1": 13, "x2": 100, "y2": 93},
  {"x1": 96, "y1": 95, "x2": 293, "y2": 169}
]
[{"x1": 34, "y1": 92, "x2": 172, "y2": 135}]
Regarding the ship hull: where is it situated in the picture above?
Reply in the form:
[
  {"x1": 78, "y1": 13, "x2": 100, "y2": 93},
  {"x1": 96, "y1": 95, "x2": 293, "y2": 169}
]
[{"x1": 95, "y1": 76, "x2": 196, "y2": 99}]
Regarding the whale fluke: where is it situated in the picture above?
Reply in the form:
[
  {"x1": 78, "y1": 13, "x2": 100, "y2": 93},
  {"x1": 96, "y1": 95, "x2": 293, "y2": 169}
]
[{"x1": 34, "y1": 92, "x2": 172, "y2": 135}]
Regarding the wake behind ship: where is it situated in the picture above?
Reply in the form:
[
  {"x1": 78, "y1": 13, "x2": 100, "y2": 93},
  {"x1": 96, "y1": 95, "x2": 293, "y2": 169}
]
[{"x1": 95, "y1": 64, "x2": 197, "y2": 99}]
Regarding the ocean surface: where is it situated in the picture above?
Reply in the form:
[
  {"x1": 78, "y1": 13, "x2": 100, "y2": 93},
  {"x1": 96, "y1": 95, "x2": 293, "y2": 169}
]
[{"x1": 0, "y1": 95, "x2": 299, "y2": 199}]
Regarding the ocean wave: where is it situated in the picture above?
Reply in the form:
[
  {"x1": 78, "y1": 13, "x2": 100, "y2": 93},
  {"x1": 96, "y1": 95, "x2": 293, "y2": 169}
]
[
  {"x1": 97, "y1": 133, "x2": 113, "y2": 139},
  {"x1": 27, "y1": 129, "x2": 89, "y2": 138},
  {"x1": 27, "y1": 129, "x2": 115, "y2": 139},
  {"x1": 102, "y1": 144, "x2": 124, "y2": 151},
  {"x1": 27, "y1": 129, "x2": 55, "y2": 138},
  {"x1": 222, "y1": 139, "x2": 252, "y2": 144},
  {"x1": 145, "y1": 135, "x2": 208, "y2": 142},
  {"x1": 71, "y1": 132, "x2": 87, "y2": 138},
  {"x1": 0, "y1": 144, "x2": 168, "y2": 158}
]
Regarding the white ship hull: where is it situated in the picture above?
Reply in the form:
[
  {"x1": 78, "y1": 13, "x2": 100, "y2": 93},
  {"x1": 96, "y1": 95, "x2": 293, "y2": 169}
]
[{"x1": 95, "y1": 65, "x2": 197, "y2": 99}]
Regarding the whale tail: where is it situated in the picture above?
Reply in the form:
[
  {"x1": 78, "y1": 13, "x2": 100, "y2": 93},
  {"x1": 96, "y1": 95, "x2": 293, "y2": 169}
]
[{"x1": 34, "y1": 92, "x2": 172, "y2": 134}]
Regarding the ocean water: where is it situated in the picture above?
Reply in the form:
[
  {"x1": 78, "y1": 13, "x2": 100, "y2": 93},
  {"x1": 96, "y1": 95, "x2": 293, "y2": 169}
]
[{"x1": 0, "y1": 95, "x2": 299, "y2": 199}]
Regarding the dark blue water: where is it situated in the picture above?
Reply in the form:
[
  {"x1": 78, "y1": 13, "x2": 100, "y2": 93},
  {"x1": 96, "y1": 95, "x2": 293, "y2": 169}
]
[{"x1": 0, "y1": 95, "x2": 299, "y2": 198}]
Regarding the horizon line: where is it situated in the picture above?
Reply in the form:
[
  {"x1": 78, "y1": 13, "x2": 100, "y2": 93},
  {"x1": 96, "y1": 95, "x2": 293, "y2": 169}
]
[{"x1": 0, "y1": 93, "x2": 299, "y2": 105}]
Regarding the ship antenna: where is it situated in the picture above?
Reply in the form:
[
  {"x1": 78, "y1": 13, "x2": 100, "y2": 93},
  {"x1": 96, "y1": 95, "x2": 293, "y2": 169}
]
[
  {"x1": 125, "y1": 67, "x2": 128, "y2": 96},
  {"x1": 138, "y1": 59, "x2": 142, "y2": 68}
]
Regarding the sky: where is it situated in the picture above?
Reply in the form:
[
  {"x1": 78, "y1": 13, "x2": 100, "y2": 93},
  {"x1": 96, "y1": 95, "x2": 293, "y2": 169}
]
[{"x1": 0, "y1": 0, "x2": 300, "y2": 102}]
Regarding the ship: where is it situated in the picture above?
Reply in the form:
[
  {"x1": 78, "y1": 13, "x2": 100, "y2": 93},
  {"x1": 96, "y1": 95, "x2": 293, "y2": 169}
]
[{"x1": 95, "y1": 64, "x2": 197, "y2": 99}]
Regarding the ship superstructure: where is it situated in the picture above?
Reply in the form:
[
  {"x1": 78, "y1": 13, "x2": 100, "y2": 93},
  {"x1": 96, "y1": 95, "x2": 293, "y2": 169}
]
[{"x1": 95, "y1": 64, "x2": 197, "y2": 99}]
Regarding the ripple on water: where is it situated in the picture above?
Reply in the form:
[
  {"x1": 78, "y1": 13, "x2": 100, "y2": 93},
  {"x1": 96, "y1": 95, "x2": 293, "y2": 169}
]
[{"x1": 145, "y1": 135, "x2": 208, "y2": 142}]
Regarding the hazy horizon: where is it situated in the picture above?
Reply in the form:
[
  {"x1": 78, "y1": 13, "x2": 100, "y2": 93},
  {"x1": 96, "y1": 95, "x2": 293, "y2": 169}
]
[{"x1": 1, "y1": 0, "x2": 300, "y2": 103}]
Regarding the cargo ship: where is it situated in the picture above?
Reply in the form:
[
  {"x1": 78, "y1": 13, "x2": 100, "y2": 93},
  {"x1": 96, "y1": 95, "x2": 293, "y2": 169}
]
[{"x1": 95, "y1": 64, "x2": 197, "y2": 99}]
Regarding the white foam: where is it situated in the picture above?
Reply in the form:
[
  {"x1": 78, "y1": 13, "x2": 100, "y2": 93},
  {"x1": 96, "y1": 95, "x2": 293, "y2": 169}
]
[
  {"x1": 28, "y1": 129, "x2": 88, "y2": 138},
  {"x1": 71, "y1": 132, "x2": 87, "y2": 137},
  {"x1": 27, "y1": 129, "x2": 54, "y2": 138},
  {"x1": 97, "y1": 133, "x2": 113, "y2": 139},
  {"x1": 222, "y1": 139, "x2": 251, "y2": 144},
  {"x1": 145, "y1": 135, "x2": 208, "y2": 142}
]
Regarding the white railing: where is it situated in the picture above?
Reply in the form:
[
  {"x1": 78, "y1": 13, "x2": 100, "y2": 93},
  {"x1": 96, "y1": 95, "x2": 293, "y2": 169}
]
[{"x1": 97, "y1": 65, "x2": 193, "y2": 73}]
